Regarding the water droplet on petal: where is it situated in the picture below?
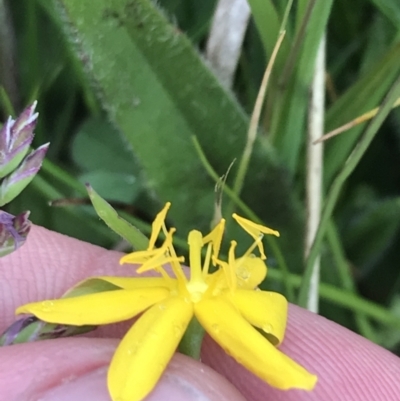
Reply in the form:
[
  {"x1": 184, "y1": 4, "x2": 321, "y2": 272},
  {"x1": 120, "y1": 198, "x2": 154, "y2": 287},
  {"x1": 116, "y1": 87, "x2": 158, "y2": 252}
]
[
  {"x1": 211, "y1": 324, "x2": 220, "y2": 334},
  {"x1": 158, "y1": 303, "x2": 166, "y2": 310},
  {"x1": 40, "y1": 301, "x2": 54, "y2": 312},
  {"x1": 236, "y1": 267, "x2": 250, "y2": 280},
  {"x1": 262, "y1": 323, "x2": 273, "y2": 333}
]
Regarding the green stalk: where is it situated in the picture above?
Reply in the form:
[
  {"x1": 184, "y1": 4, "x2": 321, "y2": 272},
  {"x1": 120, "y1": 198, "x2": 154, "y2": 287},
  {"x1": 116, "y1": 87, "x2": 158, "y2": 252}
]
[{"x1": 326, "y1": 220, "x2": 377, "y2": 342}]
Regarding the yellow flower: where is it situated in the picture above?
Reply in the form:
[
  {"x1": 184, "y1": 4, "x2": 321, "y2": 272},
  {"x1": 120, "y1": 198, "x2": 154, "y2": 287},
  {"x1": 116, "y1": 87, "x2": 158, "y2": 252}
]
[{"x1": 16, "y1": 203, "x2": 317, "y2": 401}]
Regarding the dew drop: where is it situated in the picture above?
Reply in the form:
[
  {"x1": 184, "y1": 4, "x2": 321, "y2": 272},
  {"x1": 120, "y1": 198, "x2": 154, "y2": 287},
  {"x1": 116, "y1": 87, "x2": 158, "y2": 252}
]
[
  {"x1": 262, "y1": 323, "x2": 273, "y2": 333},
  {"x1": 158, "y1": 303, "x2": 166, "y2": 310},
  {"x1": 211, "y1": 324, "x2": 220, "y2": 334},
  {"x1": 236, "y1": 267, "x2": 250, "y2": 280},
  {"x1": 40, "y1": 301, "x2": 54, "y2": 312}
]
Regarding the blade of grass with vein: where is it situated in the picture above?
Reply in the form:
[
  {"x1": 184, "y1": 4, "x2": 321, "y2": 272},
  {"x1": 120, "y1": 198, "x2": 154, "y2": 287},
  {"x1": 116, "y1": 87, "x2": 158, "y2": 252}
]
[
  {"x1": 246, "y1": 0, "x2": 290, "y2": 69},
  {"x1": 267, "y1": 266, "x2": 400, "y2": 333},
  {"x1": 368, "y1": 0, "x2": 400, "y2": 27},
  {"x1": 326, "y1": 220, "x2": 377, "y2": 342},
  {"x1": 324, "y1": 43, "x2": 400, "y2": 185},
  {"x1": 272, "y1": 0, "x2": 333, "y2": 173},
  {"x1": 298, "y1": 74, "x2": 400, "y2": 308}
]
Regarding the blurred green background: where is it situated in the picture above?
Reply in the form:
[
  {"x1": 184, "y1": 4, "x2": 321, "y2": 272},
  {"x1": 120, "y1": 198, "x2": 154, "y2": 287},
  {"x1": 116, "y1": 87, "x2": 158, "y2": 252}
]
[{"x1": 1, "y1": 0, "x2": 400, "y2": 351}]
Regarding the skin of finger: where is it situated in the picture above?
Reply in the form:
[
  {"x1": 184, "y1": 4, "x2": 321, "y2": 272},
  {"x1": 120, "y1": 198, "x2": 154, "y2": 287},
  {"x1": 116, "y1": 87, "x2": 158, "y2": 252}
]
[
  {"x1": 0, "y1": 337, "x2": 246, "y2": 401},
  {"x1": 0, "y1": 225, "x2": 132, "y2": 336},
  {"x1": 0, "y1": 226, "x2": 247, "y2": 401},
  {"x1": 2, "y1": 226, "x2": 400, "y2": 401},
  {"x1": 0, "y1": 337, "x2": 115, "y2": 400},
  {"x1": 202, "y1": 303, "x2": 400, "y2": 401}
]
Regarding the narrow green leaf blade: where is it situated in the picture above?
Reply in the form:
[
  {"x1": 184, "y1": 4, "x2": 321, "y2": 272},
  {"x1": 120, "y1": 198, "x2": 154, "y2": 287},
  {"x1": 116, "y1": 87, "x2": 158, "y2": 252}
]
[{"x1": 87, "y1": 184, "x2": 149, "y2": 250}]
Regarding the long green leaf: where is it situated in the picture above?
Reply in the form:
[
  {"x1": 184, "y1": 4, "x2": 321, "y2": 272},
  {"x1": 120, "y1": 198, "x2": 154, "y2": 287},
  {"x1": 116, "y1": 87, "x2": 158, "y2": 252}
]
[
  {"x1": 272, "y1": 0, "x2": 333, "y2": 173},
  {"x1": 54, "y1": 0, "x2": 304, "y2": 268}
]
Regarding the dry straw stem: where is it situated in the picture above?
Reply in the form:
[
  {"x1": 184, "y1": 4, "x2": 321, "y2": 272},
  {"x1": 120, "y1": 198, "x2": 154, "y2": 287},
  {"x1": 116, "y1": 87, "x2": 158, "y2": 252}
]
[
  {"x1": 232, "y1": 30, "x2": 286, "y2": 198},
  {"x1": 314, "y1": 96, "x2": 400, "y2": 144},
  {"x1": 305, "y1": 34, "x2": 326, "y2": 313},
  {"x1": 205, "y1": 0, "x2": 250, "y2": 88}
]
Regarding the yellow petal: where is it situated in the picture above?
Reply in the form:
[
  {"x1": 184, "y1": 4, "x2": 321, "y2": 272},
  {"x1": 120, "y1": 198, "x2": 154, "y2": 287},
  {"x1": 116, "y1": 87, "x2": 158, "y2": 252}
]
[
  {"x1": 235, "y1": 256, "x2": 267, "y2": 289},
  {"x1": 16, "y1": 288, "x2": 169, "y2": 325},
  {"x1": 195, "y1": 298, "x2": 317, "y2": 390},
  {"x1": 206, "y1": 256, "x2": 267, "y2": 295},
  {"x1": 97, "y1": 276, "x2": 170, "y2": 290},
  {"x1": 227, "y1": 289, "x2": 287, "y2": 345},
  {"x1": 108, "y1": 296, "x2": 193, "y2": 401}
]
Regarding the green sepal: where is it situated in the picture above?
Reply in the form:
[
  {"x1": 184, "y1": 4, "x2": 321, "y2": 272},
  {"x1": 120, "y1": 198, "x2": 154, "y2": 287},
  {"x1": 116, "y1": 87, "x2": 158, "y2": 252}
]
[
  {"x1": 62, "y1": 277, "x2": 122, "y2": 298},
  {"x1": 178, "y1": 316, "x2": 205, "y2": 360}
]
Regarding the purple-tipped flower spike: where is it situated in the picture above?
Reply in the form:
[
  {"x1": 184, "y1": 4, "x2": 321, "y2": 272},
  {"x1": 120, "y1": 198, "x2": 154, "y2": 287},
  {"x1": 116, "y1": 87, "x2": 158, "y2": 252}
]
[
  {"x1": 0, "y1": 210, "x2": 31, "y2": 257},
  {"x1": 0, "y1": 143, "x2": 49, "y2": 207},
  {"x1": 0, "y1": 102, "x2": 38, "y2": 179},
  {"x1": 0, "y1": 315, "x2": 95, "y2": 346}
]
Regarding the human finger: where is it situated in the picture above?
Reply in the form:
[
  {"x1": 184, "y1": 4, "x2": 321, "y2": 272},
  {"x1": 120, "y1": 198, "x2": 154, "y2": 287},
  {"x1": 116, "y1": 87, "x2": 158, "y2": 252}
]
[
  {"x1": 202, "y1": 303, "x2": 400, "y2": 401},
  {"x1": 0, "y1": 337, "x2": 246, "y2": 401}
]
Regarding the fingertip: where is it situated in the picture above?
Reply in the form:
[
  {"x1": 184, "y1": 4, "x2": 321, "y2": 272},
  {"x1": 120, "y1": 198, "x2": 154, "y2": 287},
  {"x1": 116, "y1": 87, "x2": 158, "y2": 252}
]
[
  {"x1": 0, "y1": 337, "x2": 246, "y2": 401},
  {"x1": 202, "y1": 304, "x2": 400, "y2": 401}
]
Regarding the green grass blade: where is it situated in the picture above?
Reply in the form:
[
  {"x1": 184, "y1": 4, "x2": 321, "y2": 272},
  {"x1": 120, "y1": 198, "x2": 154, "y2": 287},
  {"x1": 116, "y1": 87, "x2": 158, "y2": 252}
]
[
  {"x1": 87, "y1": 184, "x2": 149, "y2": 250},
  {"x1": 325, "y1": 43, "x2": 400, "y2": 185}
]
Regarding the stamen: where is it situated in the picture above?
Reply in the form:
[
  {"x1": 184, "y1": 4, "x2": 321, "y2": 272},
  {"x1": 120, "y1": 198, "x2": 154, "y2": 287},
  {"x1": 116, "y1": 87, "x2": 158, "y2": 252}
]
[
  {"x1": 148, "y1": 202, "x2": 171, "y2": 250},
  {"x1": 165, "y1": 239, "x2": 188, "y2": 285},
  {"x1": 202, "y1": 243, "x2": 213, "y2": 278},
  {"x1": 240, "y1": 234, "x2": 265, "y2": 262},
  {"x1": 203, "y1": 219, "x2": 225, "y2": 264}
]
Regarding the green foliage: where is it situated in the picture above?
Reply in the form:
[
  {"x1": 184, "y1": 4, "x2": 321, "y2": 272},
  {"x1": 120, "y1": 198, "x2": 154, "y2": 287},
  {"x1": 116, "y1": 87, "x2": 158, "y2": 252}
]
[
  {"x1": 87, "y1": 184, "x2": 149, "y2": 250},
  {"x1": 2, "y1": 0, "x2": 400, "y2": 350}
]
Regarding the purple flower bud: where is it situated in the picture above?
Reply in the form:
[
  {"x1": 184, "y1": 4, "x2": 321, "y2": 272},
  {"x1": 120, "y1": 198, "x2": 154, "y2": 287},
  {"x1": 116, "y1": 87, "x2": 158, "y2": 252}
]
[
  {"x1": 0, "y1": 143, "x2": 49, "y2": 206},
  {"x1": 0, "y1": 102, "x2": 38, "y2": 179},
  {"x1": 0, "y1": 315, "x2": 95, "y2": 346},
  {"x1": 0, "y1": 210, "x2": 31, "y2": 257},
  {"x1": 0, "y1": 316, "x2": 37, "y2": 346}
]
